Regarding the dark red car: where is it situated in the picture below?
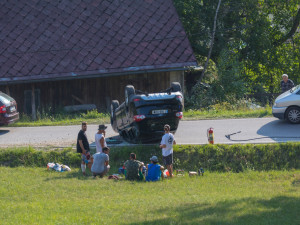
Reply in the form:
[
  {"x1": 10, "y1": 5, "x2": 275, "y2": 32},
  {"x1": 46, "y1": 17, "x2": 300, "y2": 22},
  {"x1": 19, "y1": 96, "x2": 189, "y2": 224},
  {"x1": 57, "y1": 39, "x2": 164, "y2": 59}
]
[{"x1": 0, "y1": 92, "x2": 19, "y2": 126}]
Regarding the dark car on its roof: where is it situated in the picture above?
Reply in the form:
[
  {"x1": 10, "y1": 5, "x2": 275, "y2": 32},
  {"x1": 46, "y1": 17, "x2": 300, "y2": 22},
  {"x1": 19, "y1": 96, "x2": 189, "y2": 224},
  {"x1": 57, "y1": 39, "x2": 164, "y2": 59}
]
[
  {"x1": 110, "y1": 82, "x2": 183, "y2": 143},
  {"x1": 0, "y1": 92, "x2": 19, "y2": 126}
]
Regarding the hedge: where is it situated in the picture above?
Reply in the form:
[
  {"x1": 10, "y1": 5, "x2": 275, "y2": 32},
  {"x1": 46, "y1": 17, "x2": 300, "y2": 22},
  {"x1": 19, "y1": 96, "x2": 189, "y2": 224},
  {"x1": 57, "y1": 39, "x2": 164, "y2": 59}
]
[{"x1": 0, "y1": 143, "x2": 299, "y2": 172}]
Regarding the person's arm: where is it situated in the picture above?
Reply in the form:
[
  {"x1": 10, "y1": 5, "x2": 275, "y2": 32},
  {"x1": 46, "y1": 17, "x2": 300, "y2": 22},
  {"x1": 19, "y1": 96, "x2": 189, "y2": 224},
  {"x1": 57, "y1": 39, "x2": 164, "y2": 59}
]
[
  {"x1": 78, "y1": 140, "x2": 86, "y2": 154},
  {"x1": 100, "y1": 136, "x2": 105, "y2": 148},
  {"x1": 173, "y1": 139, "x2": 176, "y2": 145},
  {"x1": 105, "y1": 160, "x2": 109, "y2": 166},
  {"x1": 160, "y1": 144, "x2": 166, "y2": 148},
  {"x1": 160, "y1": 136, "x2": 166, "y2": 148},
  {"x1": 160, "y1": 166, "x2": 165, "y2": 180}
]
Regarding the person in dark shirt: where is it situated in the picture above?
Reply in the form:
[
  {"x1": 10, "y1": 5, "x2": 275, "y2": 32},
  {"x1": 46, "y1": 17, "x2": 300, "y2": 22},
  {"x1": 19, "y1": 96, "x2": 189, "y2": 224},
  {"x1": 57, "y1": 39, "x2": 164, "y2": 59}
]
[
  {"x1": 280, "y1": 74, "x2": 294, "y2": 93},
  {"x1": 77, "y1": 122, "x2": 90, "y2": 175},
  {"x1": 124, "y1": 153, "x2": 144, "y2": 181}
]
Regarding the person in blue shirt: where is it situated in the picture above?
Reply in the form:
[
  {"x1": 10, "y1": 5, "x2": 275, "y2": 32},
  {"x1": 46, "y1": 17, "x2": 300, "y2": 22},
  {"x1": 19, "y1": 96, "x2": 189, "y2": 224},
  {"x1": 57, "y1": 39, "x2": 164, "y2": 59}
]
[{"x1": 146, "y1": 156, "x2": 164, "y2": 182}]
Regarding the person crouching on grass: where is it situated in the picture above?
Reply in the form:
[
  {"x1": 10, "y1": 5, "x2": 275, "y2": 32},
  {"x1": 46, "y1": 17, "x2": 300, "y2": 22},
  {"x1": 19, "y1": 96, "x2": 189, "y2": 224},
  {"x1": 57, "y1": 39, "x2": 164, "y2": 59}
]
[
  {"x1": 159, "y1": 124, "x2": 176, "y2": 178},
  {"x1": 91, "y1": 147, "x2": 110, "y2": 178},
  {"x1": 76, "y1": 122, "x2": 91, "y2": 176},
  {"x1": 146, "y1": 156, "x2": 164, "y2": 182}
]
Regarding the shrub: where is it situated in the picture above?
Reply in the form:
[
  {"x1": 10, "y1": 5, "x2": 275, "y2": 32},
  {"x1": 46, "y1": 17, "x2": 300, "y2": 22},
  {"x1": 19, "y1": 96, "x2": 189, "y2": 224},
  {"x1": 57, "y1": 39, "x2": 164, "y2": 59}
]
[{"x1": 0, "y1": 143, "x2": 299, "y2": 172}]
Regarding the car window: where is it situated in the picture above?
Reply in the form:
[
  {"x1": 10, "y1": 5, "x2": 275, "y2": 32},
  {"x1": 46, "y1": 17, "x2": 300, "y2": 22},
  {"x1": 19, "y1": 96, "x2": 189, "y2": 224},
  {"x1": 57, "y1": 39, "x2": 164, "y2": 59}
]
[{"x1": 0, "y1": 93, "x2": 15, "y2": 105}]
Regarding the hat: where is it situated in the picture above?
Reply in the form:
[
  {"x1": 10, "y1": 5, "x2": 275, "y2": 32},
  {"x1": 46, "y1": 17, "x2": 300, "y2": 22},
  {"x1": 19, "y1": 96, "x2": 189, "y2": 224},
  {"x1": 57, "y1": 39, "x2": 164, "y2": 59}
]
[
  {"x1": 98, "y1": 125, "x2": 107, "y2": 130},
  {"x1": 150, "y1": 156, "x2": 158, "y2": 163}
]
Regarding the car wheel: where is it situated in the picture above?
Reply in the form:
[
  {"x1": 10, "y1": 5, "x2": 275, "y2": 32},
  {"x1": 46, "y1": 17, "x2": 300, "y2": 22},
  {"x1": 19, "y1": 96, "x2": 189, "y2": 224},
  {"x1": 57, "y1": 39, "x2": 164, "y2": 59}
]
[
  {"x1": 286, "y1": 107, "x2": 300, "y2": 124},
  {"x1": 171, "y1": 82, "x2": 181, "y2": 92},
  {"x1": 125, "y1": 85, "x2": 135, "y2": 106},
  {"x1": 110, "y1": 100, "x2": 119, "y2": 130}
]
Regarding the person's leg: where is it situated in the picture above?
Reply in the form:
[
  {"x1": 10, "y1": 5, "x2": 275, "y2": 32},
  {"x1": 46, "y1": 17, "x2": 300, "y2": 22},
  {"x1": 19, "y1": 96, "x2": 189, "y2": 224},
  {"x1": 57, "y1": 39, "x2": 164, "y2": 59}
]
[
  {"x1": 99, "y1": 165, "x2": 110, "y2": 178},
  {"x1": 166, "y1": 154, "x2": 173, "y2": 178},
  {"x1": 81, "y1": 154, "x2": 86, "y2": 175}
]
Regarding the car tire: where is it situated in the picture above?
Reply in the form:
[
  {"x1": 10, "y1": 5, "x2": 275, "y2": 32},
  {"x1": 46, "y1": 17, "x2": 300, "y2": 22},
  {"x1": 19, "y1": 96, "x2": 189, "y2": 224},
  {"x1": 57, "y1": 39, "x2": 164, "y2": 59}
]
[
  {"x1": 110, "y1": 100, "x2": 119, "y2": 130},
  {"x1": 125, "y1": 85, "x2": 135, "y2": 106},
  {"x1": 286, "y1": 106, "x2": 300, "y2": 124},
  {"x1": 171, "y1": 82, "x2": 181, "y2": 92}
]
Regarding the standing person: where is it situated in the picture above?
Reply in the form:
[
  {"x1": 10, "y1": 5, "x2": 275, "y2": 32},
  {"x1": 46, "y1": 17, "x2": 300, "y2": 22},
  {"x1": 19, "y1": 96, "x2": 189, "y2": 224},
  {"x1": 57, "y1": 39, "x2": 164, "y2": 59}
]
[
  {"x1": 159, "y1": 124, "x2": 176, "y2": 178},
  {"x1": 91, "y1": 147, "x2": 110, "y2": 178},
  {"x1": 77, "y1": 122, "x2": 90, "y2": 176},
  {"x1": 95, "y1": 124, "x2": 107, "y2": 153},
  {"x1": 280, "y1": 74, "x2": 294, "y2": 93},
  {"x1": 124, "y1": 153, "x2": 144, "y2": 181},
  {"x1": 146, "y1": 156, "x2": 164, "y2": 182}
]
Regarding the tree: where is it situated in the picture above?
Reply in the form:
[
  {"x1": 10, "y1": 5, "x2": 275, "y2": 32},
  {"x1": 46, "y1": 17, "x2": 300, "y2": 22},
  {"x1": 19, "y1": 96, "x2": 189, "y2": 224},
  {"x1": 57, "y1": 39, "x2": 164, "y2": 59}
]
[{"x1": 174, "y1": 0, "x2": 300, "y2": 101}]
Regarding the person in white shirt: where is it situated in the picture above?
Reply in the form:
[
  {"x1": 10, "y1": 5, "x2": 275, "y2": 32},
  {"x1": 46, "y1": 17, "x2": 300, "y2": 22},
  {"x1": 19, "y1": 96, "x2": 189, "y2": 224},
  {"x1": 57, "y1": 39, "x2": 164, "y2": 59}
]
[
  {"x1": 95, "y1": 124, "x2": 107, "y2": 153},
  {"x1": 159, "y1": 124, "x2": 176, "y2": 178}
]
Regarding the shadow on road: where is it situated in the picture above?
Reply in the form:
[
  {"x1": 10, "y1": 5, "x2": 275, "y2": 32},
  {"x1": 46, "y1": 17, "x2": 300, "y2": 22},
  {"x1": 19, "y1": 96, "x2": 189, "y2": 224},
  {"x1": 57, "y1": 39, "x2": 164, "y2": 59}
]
[
  {"x1": 257, "y1": 119, "x2": 300, "y2": 141},
  {"x1": 0, "y1": 129, "x2": 10, "y2": 135}
]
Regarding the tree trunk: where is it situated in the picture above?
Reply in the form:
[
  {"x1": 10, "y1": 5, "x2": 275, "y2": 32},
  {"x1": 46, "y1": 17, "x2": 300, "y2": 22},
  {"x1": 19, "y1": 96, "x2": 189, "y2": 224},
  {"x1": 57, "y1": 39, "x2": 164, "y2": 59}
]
[{"x1": 197, "y1": 0, "x2": 222, "y2": 85}]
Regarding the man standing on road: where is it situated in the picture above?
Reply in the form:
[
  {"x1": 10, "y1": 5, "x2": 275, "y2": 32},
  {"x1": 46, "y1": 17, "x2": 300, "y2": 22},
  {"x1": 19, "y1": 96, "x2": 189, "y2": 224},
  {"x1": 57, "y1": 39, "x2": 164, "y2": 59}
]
[
  {"x1": 77, "y1": 122, "x2": 90, "y2": 176},
  {"x1": 280, "y1": 74, "x2": 294, "y2": 93},
  {"x1": 159, "y1": 124, "x2": 176, "y2": 178},
  {"x1": 95, "y1": 124, "x2": 107, "y2": 153},
  {"x1": 91, "y1": 146, "x2": 110, "y2": 178}
]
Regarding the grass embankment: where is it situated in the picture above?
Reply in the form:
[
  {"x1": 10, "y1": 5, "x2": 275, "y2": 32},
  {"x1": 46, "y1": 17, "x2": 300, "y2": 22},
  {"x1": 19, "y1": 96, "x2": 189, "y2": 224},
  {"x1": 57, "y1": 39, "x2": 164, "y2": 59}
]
[
  {"x1": 11, "y1": 106, "x2": 272, "y2": 127},
  {"x1": 0, "y1": 144, "x2": 299, "y2": 224},
  {"x1": 0, "y1": 167, "x2": 299, "y2": 225}
]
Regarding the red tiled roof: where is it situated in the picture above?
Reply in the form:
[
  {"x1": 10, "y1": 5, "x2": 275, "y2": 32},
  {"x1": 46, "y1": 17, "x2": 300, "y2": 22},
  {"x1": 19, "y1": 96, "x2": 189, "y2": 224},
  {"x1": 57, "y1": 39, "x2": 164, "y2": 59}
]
[{"x1": 0, "y1": 0, "x2": 197, "y2": 83}]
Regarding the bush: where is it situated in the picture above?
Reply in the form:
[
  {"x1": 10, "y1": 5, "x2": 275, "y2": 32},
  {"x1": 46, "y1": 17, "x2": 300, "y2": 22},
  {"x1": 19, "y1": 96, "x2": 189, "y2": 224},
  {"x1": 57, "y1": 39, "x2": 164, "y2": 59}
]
[{"x1": 1, "y1": 143, "x2": 299, "y2": 172}]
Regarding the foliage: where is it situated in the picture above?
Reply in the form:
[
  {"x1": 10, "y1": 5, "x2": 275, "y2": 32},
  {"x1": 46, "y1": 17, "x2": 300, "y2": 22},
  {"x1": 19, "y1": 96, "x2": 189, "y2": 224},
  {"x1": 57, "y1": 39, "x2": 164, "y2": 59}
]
[
  {"x1": 1, "y1": 143, "x2": 299, "y2": 172},
  {"x1": 174, "y1": 0, "x2": 300, "y2": 106}
]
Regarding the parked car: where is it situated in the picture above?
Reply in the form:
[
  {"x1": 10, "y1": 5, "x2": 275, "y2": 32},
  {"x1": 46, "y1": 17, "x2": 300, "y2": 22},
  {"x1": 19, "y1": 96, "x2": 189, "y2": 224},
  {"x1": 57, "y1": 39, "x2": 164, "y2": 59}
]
[
  {"x1": 111, "y1": 82, "x2": 183, "y2": 143},
  {"x1": 0, "y1": 92, "x2": 19, "y2": 126},
  {"x1": 272, "y1": 84, "x2": 300, "y2": 124}
]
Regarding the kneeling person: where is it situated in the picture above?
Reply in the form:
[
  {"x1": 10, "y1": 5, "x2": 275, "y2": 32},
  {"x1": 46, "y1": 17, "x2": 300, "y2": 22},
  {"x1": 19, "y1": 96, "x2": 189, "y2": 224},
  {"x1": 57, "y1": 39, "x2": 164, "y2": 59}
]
[
  {"x1": 146, "y1": 156, "x2": 164, "y2": 182},
  {"x1": 91, "y1": 147, "x2": 110, "y2": 178}
]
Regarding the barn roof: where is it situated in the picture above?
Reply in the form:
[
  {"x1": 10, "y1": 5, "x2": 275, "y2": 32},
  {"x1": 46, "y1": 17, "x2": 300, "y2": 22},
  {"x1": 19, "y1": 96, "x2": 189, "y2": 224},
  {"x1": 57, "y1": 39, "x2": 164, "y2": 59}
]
[{"x1": 0, "y1": 0, "x2": 197, "y2": 84}]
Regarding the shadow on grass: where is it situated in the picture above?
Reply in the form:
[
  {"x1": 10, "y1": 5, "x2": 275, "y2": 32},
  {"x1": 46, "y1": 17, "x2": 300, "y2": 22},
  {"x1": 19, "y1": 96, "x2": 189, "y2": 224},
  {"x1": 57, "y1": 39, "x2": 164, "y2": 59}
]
[{"x1": 127, "y1": 196, "x2": 300, "y2": 225}]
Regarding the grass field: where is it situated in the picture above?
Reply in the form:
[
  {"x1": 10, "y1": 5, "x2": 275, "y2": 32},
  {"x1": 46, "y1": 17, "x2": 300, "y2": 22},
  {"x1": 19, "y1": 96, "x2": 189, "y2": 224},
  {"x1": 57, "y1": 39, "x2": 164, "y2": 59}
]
[{"x1": 1, "y1": 167, "x2": 299, "y2": 225}]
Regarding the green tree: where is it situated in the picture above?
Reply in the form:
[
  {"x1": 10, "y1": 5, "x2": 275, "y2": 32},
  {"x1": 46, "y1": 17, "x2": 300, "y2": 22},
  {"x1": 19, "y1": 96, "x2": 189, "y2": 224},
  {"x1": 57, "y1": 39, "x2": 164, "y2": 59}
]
[{"x1": 174, "y1": 0, "x2": 300, "y2": 105}]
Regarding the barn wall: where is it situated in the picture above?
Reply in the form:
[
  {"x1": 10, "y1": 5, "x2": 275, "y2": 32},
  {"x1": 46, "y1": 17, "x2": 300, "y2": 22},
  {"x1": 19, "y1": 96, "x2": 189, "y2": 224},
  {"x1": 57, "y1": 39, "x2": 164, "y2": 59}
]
[{"x1": 0, "y1": 71, "x2": 175, "y2": 114}]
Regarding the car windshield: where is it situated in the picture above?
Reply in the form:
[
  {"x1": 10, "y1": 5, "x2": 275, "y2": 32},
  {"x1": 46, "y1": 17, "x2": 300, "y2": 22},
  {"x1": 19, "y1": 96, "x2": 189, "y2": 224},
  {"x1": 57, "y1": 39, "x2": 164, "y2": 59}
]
[
  {"x1": 0, "y1": 93, "x2": 15, "y2": 105},
  {"x1": 290, "y1": 84, "x2": 300, "y2": 93}
]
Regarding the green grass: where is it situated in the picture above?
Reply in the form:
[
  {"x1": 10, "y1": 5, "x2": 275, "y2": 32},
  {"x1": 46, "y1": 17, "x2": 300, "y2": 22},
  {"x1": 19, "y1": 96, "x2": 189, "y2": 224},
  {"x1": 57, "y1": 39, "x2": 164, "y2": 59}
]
[
  {"x1": 9, "y1": 106, "x2": 272, "y2": 127},
  {"x1": 11, "y1": 110, "x2": 111, "y2": 127},
  {"x1": 183, "y1": 107, "x2": 272, "y2": 120},
  {"x1": 1, "y1": 167, "x2": 299, "y2": 225}
]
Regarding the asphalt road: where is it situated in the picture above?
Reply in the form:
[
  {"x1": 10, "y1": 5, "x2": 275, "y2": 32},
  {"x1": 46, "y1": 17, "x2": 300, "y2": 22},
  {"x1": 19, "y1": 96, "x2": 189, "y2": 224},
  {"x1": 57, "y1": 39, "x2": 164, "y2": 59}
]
[{"x1": 0, "y1": 118, "x2": 300, "y2": 147}]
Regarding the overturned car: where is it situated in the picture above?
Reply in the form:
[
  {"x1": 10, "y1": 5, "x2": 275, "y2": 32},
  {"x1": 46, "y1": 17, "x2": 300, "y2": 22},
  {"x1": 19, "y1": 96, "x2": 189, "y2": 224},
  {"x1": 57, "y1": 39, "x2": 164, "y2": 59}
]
[{"x1": 110, "y1": 82, "x2": 183, "y2": 143}]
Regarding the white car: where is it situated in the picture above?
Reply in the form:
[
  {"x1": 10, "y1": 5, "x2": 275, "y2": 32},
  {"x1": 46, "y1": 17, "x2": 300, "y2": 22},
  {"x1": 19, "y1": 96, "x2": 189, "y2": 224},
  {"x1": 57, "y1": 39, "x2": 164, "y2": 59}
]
[{"x1": 272, "y1": 84, "x2": 300, "y2": 124}]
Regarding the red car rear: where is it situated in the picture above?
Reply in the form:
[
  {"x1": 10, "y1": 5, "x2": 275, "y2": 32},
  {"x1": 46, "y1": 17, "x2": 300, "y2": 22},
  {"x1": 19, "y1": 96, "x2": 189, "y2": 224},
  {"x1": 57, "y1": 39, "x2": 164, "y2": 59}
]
[{"x1": 0, "y1": 92, "x2": 19, "y2": 126}]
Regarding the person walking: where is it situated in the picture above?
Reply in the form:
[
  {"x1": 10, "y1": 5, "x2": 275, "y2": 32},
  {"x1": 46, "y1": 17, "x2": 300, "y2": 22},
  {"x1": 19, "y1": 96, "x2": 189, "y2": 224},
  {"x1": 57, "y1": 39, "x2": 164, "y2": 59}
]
[
  {"x1": 91, "y1": 147, "x2": 110, "y2": 178},
  {"x1": 280, "y1": 74, "x2": 294, "y2": 93},
  {"x1": 77, "y1": 122, "x2": 90, "y2": 176},
  {"x1": 159, "y1": 124, "x2": 176, "y2": 178},
  {"x1": 124, "y1": 153, "x2": 144, "y2": 181},
  {"x1": 146, "y1": 156, "x2": 164, "y2": 182},
  {"x1": 95, "y1": 124, "x2": 107, "y2": 153}
]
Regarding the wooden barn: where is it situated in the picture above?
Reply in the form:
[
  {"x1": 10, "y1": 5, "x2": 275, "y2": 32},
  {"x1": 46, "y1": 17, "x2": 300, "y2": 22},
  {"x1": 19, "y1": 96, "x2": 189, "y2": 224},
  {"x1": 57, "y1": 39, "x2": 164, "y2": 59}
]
[{"x1": 0, "y1": 0, "x2": 197, "y2": 116}]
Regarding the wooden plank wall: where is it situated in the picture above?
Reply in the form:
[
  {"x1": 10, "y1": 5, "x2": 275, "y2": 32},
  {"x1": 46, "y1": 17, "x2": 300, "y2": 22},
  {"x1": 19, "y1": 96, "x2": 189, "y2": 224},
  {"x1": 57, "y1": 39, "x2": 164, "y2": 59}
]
[{"x1": 0, "y1": 71, "x2": 170, "y2": 114}]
